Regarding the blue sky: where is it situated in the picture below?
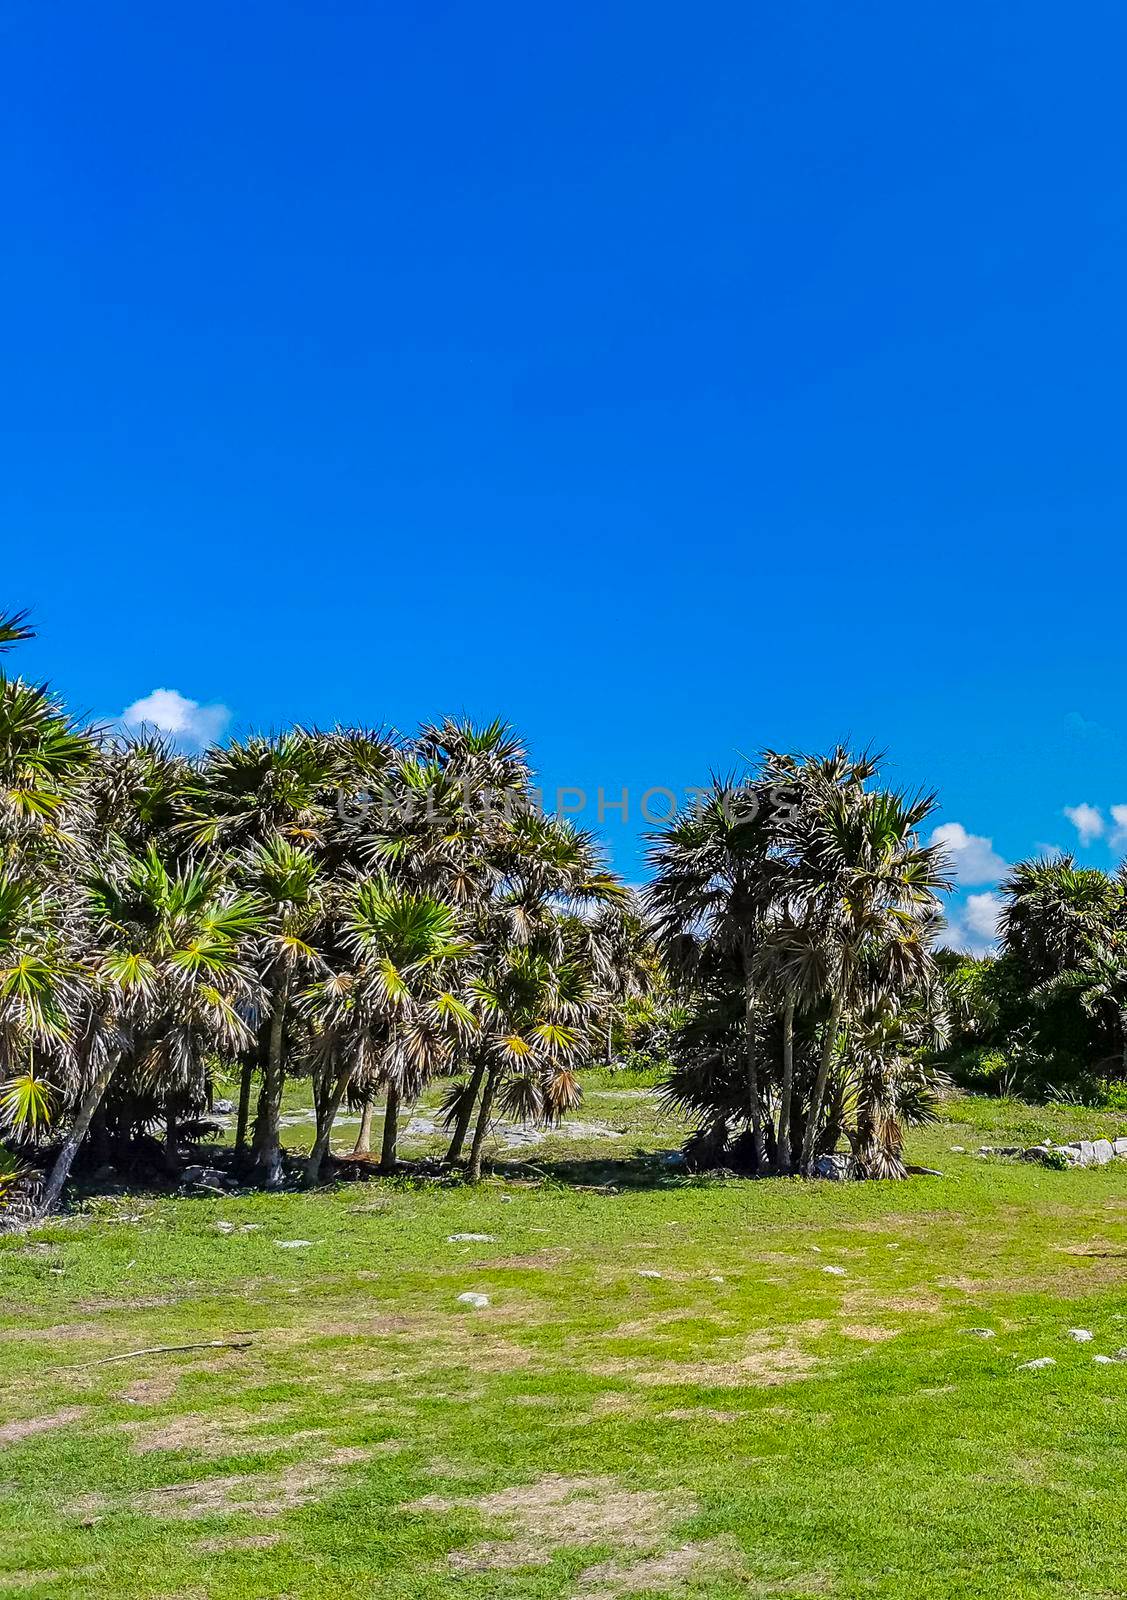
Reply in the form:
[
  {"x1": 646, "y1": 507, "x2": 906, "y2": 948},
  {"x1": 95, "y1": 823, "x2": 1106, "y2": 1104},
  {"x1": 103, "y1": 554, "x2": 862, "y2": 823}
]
[{"x1": 4, "y1": 1, "x2": 1127, "y2": 944}]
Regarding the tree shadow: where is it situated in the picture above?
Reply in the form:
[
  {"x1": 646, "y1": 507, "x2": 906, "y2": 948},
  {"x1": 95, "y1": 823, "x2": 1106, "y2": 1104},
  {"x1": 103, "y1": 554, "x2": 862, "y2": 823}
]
[{"x1": 483, "y1": 1146, "x2": 693, "y2": 1192}]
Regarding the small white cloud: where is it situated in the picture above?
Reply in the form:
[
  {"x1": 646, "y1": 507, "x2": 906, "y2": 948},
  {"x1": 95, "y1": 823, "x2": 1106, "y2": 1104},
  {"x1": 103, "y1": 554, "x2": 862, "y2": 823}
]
[
  {"x1": 1110, "y1": 804, "x2": 1127, "y2": 850},
  {"x1": 930, "y1": 822, "x2": 1007, "y2": 885},
  {"x1": 120, "y1": 688, "x2": 231, "y2": 748},
  {"x1": 938, "y1": 890, "x2": 1004, "y2": 956},
  {"x1": 1063, "y1": 803, "x2": 1105, "y2": 846},
  {"x1": 963, "y1": 891, "x2": 1004, "y2": 943}
]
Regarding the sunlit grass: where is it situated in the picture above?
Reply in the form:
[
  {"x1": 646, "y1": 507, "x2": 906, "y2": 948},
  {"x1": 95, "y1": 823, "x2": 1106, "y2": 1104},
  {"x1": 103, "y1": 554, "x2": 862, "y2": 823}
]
[{"x1": 3, "y1": 1086, "x2": 1127, "y2": 1597}]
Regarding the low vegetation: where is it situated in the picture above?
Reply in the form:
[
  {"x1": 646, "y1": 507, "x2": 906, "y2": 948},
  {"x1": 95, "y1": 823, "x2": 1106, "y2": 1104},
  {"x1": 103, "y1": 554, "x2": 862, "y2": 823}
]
[{"x1": 4, "y1": 1080, "x2": 1127, "y2": 1598}]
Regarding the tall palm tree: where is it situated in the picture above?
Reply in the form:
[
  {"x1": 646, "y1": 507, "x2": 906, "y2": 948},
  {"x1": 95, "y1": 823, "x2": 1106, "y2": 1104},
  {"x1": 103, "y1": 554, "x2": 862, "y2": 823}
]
[
  {"x1": 460, "y1": 937, "x2": 593, "y2": 1181},
  {"x1": 242, "y1": 833, "x2": 328, "y2": 1185},
  {"x1": 647, "y1": 778, "x2": 785, "y2": 1172},
  {"x1": 793, "y1": 780, "x2": 950, "y2": 1174},
  {"x1": 338, "y1": 876, "x2": 477, "y2": 1171},
  {"x1": 36, "y1": 846, "x2": 262, "y2": 1215},
  {"x1": 648, "y1": 752, "x2": 951, "y2": 1179}
]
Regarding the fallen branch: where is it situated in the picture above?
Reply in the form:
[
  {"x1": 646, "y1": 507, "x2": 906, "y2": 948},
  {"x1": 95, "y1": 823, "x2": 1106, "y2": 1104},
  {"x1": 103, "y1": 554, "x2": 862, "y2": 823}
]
[{"x1": 52, "y1": 1338, "x2": 252, "y2": 1371}]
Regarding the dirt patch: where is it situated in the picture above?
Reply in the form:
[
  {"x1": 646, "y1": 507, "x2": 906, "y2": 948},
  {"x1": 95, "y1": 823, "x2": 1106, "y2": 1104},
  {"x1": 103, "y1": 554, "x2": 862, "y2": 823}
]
[
  {"x1": 603, "y1": 1310, "x2": 735, "y2": 1340},
  {"x1": 573, "y1": 1540, "x2": 741, "y2": 1599},
  {"x1": 486, "y1": 1248, "x2": 573, "y2": 1270},
  {"x1": 118, "y1": 1374, "x2": 180, "y2": 1405},
  {"x1": 193, "y1": 1533, "x2": 282, "y2": 1553},
  {"x1": 81, "y1": 1445, "x2": 372, "y2": 1522},
  {"x1": 593, "y1": 1341, "x2": 817, "y2": 1387},
  {"x1": 659, "y1": 1407, "x2": 741, "y2": 1423},
  {"x1": 407, "y1": 1473, "x2": 692, "y2": 1572},
  {"x1": 843, "y1": 1290, "x2": 944, "y2": 1315},
  {"x1": 0, "y1": 1407, "x2": 87, "y2": 1445},
  {"x1": 123, "y1": 1409, "x2": 338, "y2": 1456},
  {"x1": 839, "y1": 1325, "x2": 899, "y2": 1343}
]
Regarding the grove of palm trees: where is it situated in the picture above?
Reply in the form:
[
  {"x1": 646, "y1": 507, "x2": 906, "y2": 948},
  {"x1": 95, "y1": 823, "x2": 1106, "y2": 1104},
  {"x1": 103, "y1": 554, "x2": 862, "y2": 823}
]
[
  {"x1": 8, "y1": 614, "x2": 1127, "y2": 1599},
  {"x1": 6, "y1": 612, "x2": 1127, "y2": 1222}
]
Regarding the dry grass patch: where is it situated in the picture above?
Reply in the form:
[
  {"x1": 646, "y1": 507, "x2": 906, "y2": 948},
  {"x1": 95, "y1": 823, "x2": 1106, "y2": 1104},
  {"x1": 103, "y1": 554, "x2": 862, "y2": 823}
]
[
  {"x1": 117, "y1": 1373, "x2": 181, "y2": 1405},
  {"x1": 408, "y1": 1472, "x2": 693, "y2": 1573},
  {"x1": 486, "y1": 1248, "x2": 573, "y2": 1269},
  {"x1": 842, "y1": 1290, "x2": 944, "y2": 1315},
  {"x1": 123, "y1": 1407, "x2": 305, "y2": 1454},
  {"x1": 0, "y1": 1407, "x2": 87, "y2": 1445},
  {"x1": 79, "y1": 1445, "x2": 373, "y2": 1522},
  {"x1": 838, "y1": 1324, "x2": 899, "y2": 1343},
  {"x1": 573, "y1": 1539, "x2": 743, "y2": 1599},
  {"x1": 594, "y1": 1337, "x2": 818, "y2": 1388},
  {"x1": 659, "y1": 1407, "x2": 741, "y2": 1422},
  {"x1": 193, "y1": 1533, "x2": 283, "y2": 1553}
]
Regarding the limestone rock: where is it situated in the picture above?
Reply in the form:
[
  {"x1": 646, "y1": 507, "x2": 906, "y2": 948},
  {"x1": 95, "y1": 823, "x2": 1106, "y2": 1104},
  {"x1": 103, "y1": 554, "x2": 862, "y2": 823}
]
[{"x1": 814, "y1": 1153, "x2": 859, "y2": 1181}]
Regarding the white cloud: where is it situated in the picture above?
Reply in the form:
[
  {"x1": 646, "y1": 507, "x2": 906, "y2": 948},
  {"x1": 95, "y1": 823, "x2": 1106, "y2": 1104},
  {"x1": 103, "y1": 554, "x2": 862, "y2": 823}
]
[
  {"x1": 1063, "y1": 803, "x2": 1105, "y2": 846},
  {"x1": 963, "y1": 891, "x2": 1004, "y2": 943},
  {"x1": 930, "y1": 822, "x2": 1007, "y2": 885},
  {"x1": 120, "y1": 688, "x2": 231, "y2": 748},
  {"x1": 938, "y1": 890, "x2": 1004, "y2": 956},
  {"x1": 1110, "y1": 805, "x2": 1127, "y2": 850}
]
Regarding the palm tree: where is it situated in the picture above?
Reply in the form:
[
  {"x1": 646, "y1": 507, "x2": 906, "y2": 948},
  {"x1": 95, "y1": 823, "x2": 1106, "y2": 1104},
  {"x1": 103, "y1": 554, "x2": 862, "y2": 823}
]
[
  {"x1": 460, "y1": 938, "x2": 593, "y2": 1181},
  {"x1": 181, "y1": 731, "x2": 347, "y2": 1181},
  {"x1": 1035, "y1": 932, "x2": 1127, "y2": 1082},
  {"x1": 647, "y1": 777, "x2": 785, "y2": 1172},
  {"x1": 1000, "y1": 857, "x2": 1123, "y2": 979},
  {"x1": 36, "y1": 846, "x2": 263, "y2": 1215},
  {"x1": 338, "y1": 876, "x2": 476, "y2": 1171},
  {"x1": 242, "y1": 833, "x2": 327, "y2": 1186},
  {"x1": 0, "y1": 870, "x2": 79, "y2": 1158},
  {"x1": 793, "y1": 779, "x2": 951, "y2": 1174},
  {"x1": 648, "y1": 751, "x2": 951, "y2": 1179}
]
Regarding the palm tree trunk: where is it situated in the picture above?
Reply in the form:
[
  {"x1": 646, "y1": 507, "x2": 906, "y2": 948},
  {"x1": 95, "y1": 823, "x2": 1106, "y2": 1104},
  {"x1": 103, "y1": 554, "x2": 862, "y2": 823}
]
[
  {"x1": 801, "y1": 994, "x2": 843, "y2": 1177},
  {"x1": 164, "y1": 1101, "x2": 178, "y2": 1175},
  {"x1": 380, "y1": 1083, "x2": 400, "y2": 1171},
  {"x1": 743, "y1": 965, "x2": 766, "y2": 1174},
  {"x1": 234, "y1": 1058, "x2": 254, "y2": 1157},
  {"x1": 446, "y1": 1061, "x2": 487, "y2": 1164},
  {"x1": 306, "y1": 1065, "x2": 352, "y2": 1186},
  {"x1": 605, "y1": 1019, "x2": 613, "y2": 1067},
  {"x1": 776, "y1": 997, "x2": 795, "y2": 1175},
  {"x1": 252, "y1": 975, "x2": 290, "y2": 1187},
  {"x1": 38, "y1": 1056, "x2": 120, "y2": 1217},
  {"x1": 353, "y1": 1092, "x2": 375, "y2": 1157},
  {"x1": 466, "y1": 1067, "x2": 500, "y2": 1182}
]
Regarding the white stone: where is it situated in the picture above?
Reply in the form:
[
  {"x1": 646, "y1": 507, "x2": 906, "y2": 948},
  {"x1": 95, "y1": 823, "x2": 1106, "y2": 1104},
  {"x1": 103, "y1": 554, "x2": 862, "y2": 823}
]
[
  {"x1": 636, "y1": 1270, "x2": 663, "y2": 1279},
  {"x1": 276, "y1": 1239, "x2": 311, "y2": 1249},
  {"x1": 1066, "y1": 1328, "x2": 1093, "y2": 1342},
  {"x1": 1017, "y1": 1357, "x2": 1056, "y2": 1370},
  {"x1": 822, "y1": 1265, "x2": 847, "y2": 1276},
  {"x1": 1093, "y1": 1354, "x2": 1116, "y2": 1364},
  {"x1": 966, "y1": 1328, "x2": 995, "y2": 1339},
  {"x1": 456, "y1": 1292, "x2": 490, "y2": 1308},
  {"x1": 447, "y1": 1233, "x2": 496, "y2": 1242}
]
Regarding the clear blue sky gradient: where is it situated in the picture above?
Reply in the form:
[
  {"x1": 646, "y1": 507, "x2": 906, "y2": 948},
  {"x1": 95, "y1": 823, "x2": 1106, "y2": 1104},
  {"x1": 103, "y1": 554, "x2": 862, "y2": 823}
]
[{"x1": 4, "y1": 2, "x2": 1127, "y2": 924}]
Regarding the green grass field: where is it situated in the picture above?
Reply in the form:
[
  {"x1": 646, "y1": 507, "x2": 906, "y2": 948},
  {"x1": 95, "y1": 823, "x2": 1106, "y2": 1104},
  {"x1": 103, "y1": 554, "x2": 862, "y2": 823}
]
[{"x1": 4, "y1": 1078, "x2": 1127, "y2": 1599}]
